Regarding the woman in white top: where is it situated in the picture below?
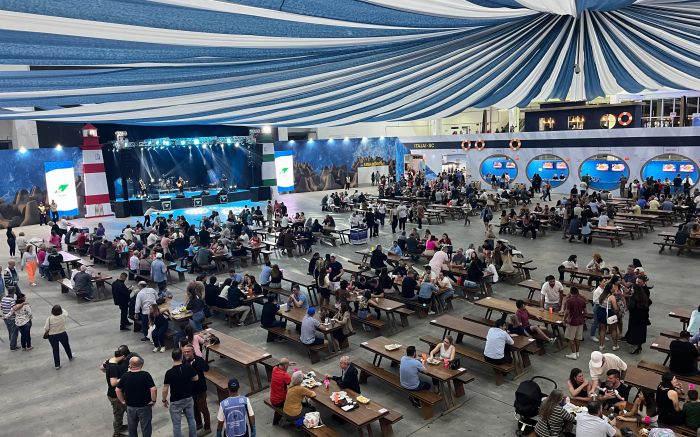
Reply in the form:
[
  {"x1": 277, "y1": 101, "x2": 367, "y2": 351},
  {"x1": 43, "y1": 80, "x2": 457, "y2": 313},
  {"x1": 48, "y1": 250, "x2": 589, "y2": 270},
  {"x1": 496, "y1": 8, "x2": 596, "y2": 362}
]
[
  {"x1": 44, "y1": 305, "x2": 73, "y2": 369},
  {"x1": 429, "y1": 335, "x2": 456, "y2": 362},
  {"x1": 21, "y1": 244, "x2": 38, "y2": 286}
]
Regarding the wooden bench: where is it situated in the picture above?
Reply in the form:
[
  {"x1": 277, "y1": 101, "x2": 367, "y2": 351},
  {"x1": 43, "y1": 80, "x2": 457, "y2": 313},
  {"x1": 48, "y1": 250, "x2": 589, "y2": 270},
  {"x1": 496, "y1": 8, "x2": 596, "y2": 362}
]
[
  {"x1": 209, "y1": 306, "x2": 244, "y2": 327},
  {"x1": 659, "y1": 331, "x2": 681, "y2": 339},
  {"x1": 303, "y1": 425, "x2": 342, "y2": 437},
  {"x1": 350, "y1": 313, "x2": 385, "y2": 335},
  {"x1": 264, "y1": 327, "x2": 326, "y2": 364},
  {"x1": 637, "y1": 360, "x2": 700, "y2": 384},
  {"x1": 353, "y1": 358, "x2": 442, "y2": 420},
  {"x1": 562, "y1": 281, "x2": 592, "y2": 291},
  {"x1": 263, "y1": 398, "x2": 298, "y2": 429},
  {"x1": 204, "y1": 368, "x2": 231, "y2": 402},
  {"x1": 379, "y1": 409, "x2": 403, "y2": 437},
  {"x1": 667, "y1": 424, "x2": 699, "y2": 437},
  {"x1": 59, "y1": 279, "x2": 88, "y2": 303},
  {"x1": 313, "y1": 232, "x2": 337, "y2": 247},
  {"x1": 463, "y1": 314, "x2": 495, "y2": 326},
  {"x1": 420, "y1": 335, "x2": 514, "y2": 385},
  {"x1": 260, "y1": 356, "x2": 279, "y2": 383},
  {"x1": 394, "y1": 307, "x2": 415, "y2": 327},
  {"x1": 167, "y1": 263, "x2": 187, "y2": 282},
  {"x1": 515, "y1": 265, "x2": 537, "y2": 280},
  {"x1": 654, "y1": 241, "x2": 700, "y2": 255},
  {"x1": 93, "y1": 255, "x2": 118, "y2": 269},
  {"x1": 589, "y1": 233, "x2": 623, "y2": 247}
]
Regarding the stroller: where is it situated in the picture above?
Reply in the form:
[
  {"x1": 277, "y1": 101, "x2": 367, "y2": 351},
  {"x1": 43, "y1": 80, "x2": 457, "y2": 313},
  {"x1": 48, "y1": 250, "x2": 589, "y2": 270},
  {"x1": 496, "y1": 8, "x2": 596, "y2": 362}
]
[{"x1": 513, "y1": 376, "x2": 557, "y2": 436}]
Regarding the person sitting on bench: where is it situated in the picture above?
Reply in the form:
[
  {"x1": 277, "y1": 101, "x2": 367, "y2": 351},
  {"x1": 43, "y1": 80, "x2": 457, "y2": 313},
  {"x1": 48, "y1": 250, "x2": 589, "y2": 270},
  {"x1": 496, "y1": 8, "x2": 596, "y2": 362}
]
[
  {"x1": 400, "y1": 345, "x2": 431, "y2": 407},
  {"x1": 300, "y1": 307, "x2": 324, "y2": 346},
  {"x1": 483, "y1": 318, "x2": 514, "y2": 365},
  {"x1": 73, "y1": 265, "x2": 96, "y2": 301}
]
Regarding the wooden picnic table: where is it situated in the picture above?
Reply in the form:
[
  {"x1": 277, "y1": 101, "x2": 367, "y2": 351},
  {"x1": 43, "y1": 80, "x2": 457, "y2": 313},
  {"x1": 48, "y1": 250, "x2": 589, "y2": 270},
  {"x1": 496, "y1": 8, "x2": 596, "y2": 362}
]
[
  {"x1": 59, "y1": 250, "x2": 82, "y2": 275},
  {"x1": 281, "y1": 270, "x2": 319, "y2": 305},
  {"x1": 616, "y1": 213, "x2": 658, "y2": 230},
  {"x1": 203, "y1": 328, "x2": 272, "y2": 395},
  {"x1": 345, "y1": 292, "x2": 406, "y2": 332},
  {"x1": 360, "y1": 336, "x2": 470, "y2": 414},
  {"x1": 517, "y1": 279, "x2": 592, "y2": 303},
  {"x1": 668, "y1": 307, "x2": 692, "y2": 330},
  {"x1": 325, "y1": 227, "x2": 351, "y2": 245},
  {"x1": 473, "y1": 297, "x2": 565, "y2": 348},
  {"x1": 563, "y1": 267, "x2": 609, "y2": 284},
  {"x1": 624, "y1": 366, "x2": 692, "y2": 393},
  {"x1": 301, "y1": 366, "x2": 398, "y2": 437},
  {"x1": 430, "y1": 314, "x2": 537, "y2": 377},
  {"x1": 277, "y1": 305, "x2": 342, "y2": 356}
]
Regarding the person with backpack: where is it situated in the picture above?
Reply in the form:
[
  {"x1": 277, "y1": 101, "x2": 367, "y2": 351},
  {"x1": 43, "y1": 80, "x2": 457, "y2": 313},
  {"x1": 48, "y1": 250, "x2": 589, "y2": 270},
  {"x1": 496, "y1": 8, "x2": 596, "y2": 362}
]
[
  {"x1": 481, "y1": 206, "x2": 493, "y2": 230},
  {"x1": 217, "y1": 377, "x2": 255, "y2": 437}
]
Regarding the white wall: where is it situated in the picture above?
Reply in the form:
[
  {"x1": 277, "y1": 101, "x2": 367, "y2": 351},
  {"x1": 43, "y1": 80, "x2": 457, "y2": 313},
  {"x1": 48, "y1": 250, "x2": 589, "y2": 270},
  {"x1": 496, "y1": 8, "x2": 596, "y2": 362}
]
[
  {"x1": 316, "y1": 121, "x2": 431, "y2": 139},
  {"x1": 0, "y1": 65, "x2": 39, "y2": 149}
]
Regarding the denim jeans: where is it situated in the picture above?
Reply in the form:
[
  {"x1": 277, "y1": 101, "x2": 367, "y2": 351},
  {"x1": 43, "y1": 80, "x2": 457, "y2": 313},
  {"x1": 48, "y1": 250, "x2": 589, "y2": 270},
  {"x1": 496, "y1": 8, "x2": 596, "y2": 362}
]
[
  {"x1": 4, "y1": 318, "x2": 18, "y2": 350},
  {"x1": 17, "y1": 321, "x2": 31, "y2": 348},
  {"x1": 141, "y1": 313, "x2": 150, "y2": 339},
  {"x1": 48, "y1": 331, "x2": 72, "y2": 367},
  {"x1": 127, "y1": 405, "x2": 152, "y2": 437},
  {"x1": 590, "y1": 304, "x2": 600, "y2": 337},
  {"x1": 152, "y1": 323, "x2": 168, "y2": 348},
  {"x1": 189, "y1": 310, "x2": 205, "y2": 332},
  {"x1": 169, "y1": 397, "x2": 197, "y2": 437}
]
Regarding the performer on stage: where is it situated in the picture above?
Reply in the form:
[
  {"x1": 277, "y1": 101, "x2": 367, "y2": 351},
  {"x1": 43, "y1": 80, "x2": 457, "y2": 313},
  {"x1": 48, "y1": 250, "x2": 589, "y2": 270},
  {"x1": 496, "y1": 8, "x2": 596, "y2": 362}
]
[
  {"x1": 220, "y1": 174, "x2": 228, "y2": 189},
  {"x1": 139, "y1": 179, "x2": 147, "y2": 197},
  {"x1": 176, "y1": 177, "x2": 184, "y2": 194}
]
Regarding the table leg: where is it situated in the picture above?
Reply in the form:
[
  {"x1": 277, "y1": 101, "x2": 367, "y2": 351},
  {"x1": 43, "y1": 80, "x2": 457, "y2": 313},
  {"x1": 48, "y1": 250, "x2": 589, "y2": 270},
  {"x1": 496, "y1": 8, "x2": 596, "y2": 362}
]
[
  {"x1": 253, "y1": 364, "x2": 263, "y2": 392},
  {"x1": 245, "y1": 365, "x2": 256, "y2": 396}
]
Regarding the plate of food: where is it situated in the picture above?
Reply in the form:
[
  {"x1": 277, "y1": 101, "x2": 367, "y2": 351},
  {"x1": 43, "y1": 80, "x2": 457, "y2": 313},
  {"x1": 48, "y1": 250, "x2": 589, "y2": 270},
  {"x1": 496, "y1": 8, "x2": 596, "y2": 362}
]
[
  {"x1": 384, "y1": 344, "x2": 401, "y2": 351},
  {"x1": 426, "y1": 357, "x2": 441, "y2": 365},
  {"x1": 356, "y1": 395, "x2": 370, "y2": 404},
  {"x1": 302, "y1": 378, "x2": 321, "y2": 388}
]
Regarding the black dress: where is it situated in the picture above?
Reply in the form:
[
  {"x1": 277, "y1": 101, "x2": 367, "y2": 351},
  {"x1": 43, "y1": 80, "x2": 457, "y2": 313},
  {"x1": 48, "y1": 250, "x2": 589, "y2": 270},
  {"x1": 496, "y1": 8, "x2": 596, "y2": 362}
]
[
  {"x1": 625, "y1": 295, "x2": 650, "y2": 346},
  {"x1": 656, "y1": 386, "x2": 685, "y2": 425}
]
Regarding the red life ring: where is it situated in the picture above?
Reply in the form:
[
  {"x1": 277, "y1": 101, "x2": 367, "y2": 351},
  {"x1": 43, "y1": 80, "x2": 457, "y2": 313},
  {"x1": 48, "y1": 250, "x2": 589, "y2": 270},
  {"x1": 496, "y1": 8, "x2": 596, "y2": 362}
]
[
  {"x1": 474, "y1": 139, "x2": 486, "y2": 151},
  {"x1": 618, "y1": 112, "x2": 633, "y2": 126},
  {"x1": 509, "y1": 138, "x2": 522, "y2": 151},
  {"x1": 460, "y1": 140, "x2": 472, "y2": 151}
]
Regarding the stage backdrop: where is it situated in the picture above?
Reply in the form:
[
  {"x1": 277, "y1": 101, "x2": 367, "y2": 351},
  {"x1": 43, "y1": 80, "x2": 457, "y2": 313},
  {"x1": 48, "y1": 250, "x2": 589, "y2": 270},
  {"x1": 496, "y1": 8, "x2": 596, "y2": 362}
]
[
  {"x1": 0, "y1": 147, "x2": 83, "y2": 228},
  {"x1": 274, "y1": 138, "x2": 408, "y2": 193},
  {"x1": 105, "y1": 143, "x2": 255, "y2": 200}
]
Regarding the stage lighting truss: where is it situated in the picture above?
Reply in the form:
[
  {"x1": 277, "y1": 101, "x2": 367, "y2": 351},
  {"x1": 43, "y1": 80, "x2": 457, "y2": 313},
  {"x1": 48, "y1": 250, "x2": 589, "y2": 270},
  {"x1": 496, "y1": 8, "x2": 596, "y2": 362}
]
[{"x1": 106, "y1": 135, "x2": 254, "y2": 150}]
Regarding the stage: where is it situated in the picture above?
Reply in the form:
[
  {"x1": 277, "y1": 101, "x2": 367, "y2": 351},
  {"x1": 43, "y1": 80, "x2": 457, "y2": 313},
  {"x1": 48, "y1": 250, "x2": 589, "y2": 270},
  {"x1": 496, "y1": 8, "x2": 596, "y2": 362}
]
[{"x1": 111, "y1": 187, "x2": 271, "y2": 218}]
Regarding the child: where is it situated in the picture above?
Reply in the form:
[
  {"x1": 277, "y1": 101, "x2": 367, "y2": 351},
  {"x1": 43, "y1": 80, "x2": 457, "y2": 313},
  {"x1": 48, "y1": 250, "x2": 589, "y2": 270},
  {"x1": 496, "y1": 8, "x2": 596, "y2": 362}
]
[
  {"x1": 600, "y1": 380, "x2": 625, "y2": 410},
  {"x1": 684, "y1": 389, "x2": 700, "y2": 430}
]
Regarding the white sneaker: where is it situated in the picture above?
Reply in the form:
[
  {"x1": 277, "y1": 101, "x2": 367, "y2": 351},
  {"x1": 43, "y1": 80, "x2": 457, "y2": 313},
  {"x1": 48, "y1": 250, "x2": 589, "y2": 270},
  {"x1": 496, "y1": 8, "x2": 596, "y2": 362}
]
[
  {"x1": 612, "y1": 345, "x2": 620, "y2": 351},
  {"x1": 427, "y1": 311, "x2": 436, "y2": 315},
  {"x1": 590, "y1": 336, "x2": 598, "y2": 342},
  {"x1": 159, "y1": 347, "x2": 166, "y2": 353},
  {"x1": 576, "y1": 352, "x2": 580, "y2": 359},
  {"x1": 153, "y1": 347, "x2": 159, "y2": 353},
  {"x1": 565, "y1": 353, "x2": 578, "y2": 360},
  {"x1": 599, "y1": 345, "x2": 605, "y2": 351}
]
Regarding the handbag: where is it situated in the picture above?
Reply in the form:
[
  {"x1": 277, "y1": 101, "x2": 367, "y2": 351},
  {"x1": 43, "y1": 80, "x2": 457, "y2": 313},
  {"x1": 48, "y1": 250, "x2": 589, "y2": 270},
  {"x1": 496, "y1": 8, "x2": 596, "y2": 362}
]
[
  {"x1": 606, "y1": 298, "x2": 618, "y2": 325},
  {"x1": 303, "y1": 411, "x2": 322, "y2": 428},
  {"x1": 43, "y1": 330, "x2": 50, "y2": 339},
  {"x1": 450, "y1": 358, "x2": 461, "y2": 370},
  {"x1": 146, "y1": 324, "x2": 155, "y2": 341}
]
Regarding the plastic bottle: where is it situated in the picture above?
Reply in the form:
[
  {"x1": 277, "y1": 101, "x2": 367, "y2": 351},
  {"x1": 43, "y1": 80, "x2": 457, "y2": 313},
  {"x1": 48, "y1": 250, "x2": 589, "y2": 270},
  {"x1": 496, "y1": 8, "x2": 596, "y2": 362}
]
[{"x1": 323, "y1": 376, "x2": 330, "y2": 391}]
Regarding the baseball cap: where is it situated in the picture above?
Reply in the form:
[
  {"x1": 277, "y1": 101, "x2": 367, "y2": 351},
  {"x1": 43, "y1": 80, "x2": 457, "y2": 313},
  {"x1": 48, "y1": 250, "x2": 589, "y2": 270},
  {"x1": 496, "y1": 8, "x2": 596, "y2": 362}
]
[
  {"x1": 589, "y1": 351, "x2": 603, "y2": 369},
  {"x1": 156, "y1": 253, "x2": 163, "y2": 258},
  {"x1": 227, "y1": 377, "x2": 240, "y2": 392},
  {"x1": 307, "y1": 307, "x2": 316, "y2": 316},
  {"x1": 138, "y1": 281, "x2": 147, "y2": 286}
]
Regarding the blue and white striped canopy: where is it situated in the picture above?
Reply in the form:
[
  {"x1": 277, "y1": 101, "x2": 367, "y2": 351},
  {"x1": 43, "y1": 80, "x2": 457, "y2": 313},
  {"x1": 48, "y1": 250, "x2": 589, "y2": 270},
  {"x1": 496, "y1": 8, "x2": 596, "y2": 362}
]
[{"x1": 0, "y1": 0, "x2": 698, "y2": 126}]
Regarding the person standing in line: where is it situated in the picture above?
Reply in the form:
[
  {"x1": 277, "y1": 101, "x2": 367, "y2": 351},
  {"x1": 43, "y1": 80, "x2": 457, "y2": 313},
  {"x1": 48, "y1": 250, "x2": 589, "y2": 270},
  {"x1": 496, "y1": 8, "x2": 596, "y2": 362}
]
[
  {"x1": 20, "y1": 245, "x2": 38, "y2": 287},
  {"x1": 134, "y1": 282, "x2": 158, "y2": 342},
  {"x1": 12, "y1": 295, "x2": 32, "y2": 350},
  {"x1": 561, "y1": 287, "x2": 587, "y2": 360},
  {"x1": 150, "y1": 303, "x2": 170, "y2": 353},
  {"x1": 150, "y1": 253, "x2": 168, "y2": 298},
  {"x1": 50, "y1": 200, "x2": 59, "y2": 222},
  {"x1": 6, "y1": 226, "x2": 16, "y2": 257},
  {"x1": 162, "y1": 349, "x2": 198, "y2": 437},
  {"x1": 2, "y1": 286, "x2": 20, "y2": 350},
  {"x1": 116, "y1": 356, "x2": 157, "y2": 437},
  {"x1": 105, "y1": 348, "x2": 130, "y2": 437},
  {"x1": 182, "y1": 344, "x2": 211, "y2": 435},
  {"x1": 112, "y1": 273, "x2": 134, "y2": 331},
  {"x1": 43, "y1": 304, "x2": 73, "y2": 369},
  {"x1": 217, "y1": 378, "x2": 256, "y2": 437},
  {"x1": 4, "y1": 259, "x2": 22, "y2": 297},
  {"x1": 396, "y1": 203, "x2": 408, "y2": 231}
]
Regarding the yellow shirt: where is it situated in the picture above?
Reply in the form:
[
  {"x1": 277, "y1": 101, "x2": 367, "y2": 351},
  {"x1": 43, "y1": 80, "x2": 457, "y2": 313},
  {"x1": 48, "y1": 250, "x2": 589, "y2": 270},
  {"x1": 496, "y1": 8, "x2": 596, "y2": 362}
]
[{"x1": 282, "y1": 385, "x2": 316, "y2": 417}]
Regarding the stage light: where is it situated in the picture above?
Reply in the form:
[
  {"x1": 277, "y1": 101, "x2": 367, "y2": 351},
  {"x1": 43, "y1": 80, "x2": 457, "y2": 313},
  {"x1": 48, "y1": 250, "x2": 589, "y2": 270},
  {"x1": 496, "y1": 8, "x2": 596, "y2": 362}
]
[
  {"x1": 343, "y1": 137, "x2": 349, "y2": 141},
  {"x1": 155, "y1": 140, "x2": 160, "y2": 146},
  {"x1": 234, "y1": 142, "x2": 240, "y2": 147},
  {"x1": 55, "y1": 144, "x2": 63, "y2": 150},
  {"x1": 188, "y1": 145, "x2": 192, "y2": 150},
  {"x1": 193, "y1": 139, "x2": 200, "y2": 145},
  {"x1": 226, "y1": 138, "x2": 232, "y2": 144},
  {"x1": 180, "y1": 140, "x2": 186, "y2": 146},
  {"x1": 229, "y1": 185, "x2": 233, "y2": 189},
  {"x1": 202, "y1": 143, "x2": 208, "y2": 149},
  {"x1": 160, "y1": 146, "x2": 164, "y2": 150},
  {"x1": 163, "y1": 140, "x2": 170, "y2": 146},
  {"x1": 19, "y1": 146, "x2": 27, "y2": 153},
  {"x1": 147, "y1": 140, "x2": 152, "y2": 145},
  {"x1": 328, "y1": 137, "x2": 334, "y2": 141},
  {"x1": 289, "y1": 140, "x2": 295, "y2": 144},
  {"x1": 262, "y1": 125, "x2": 272, "y2": 134},
  {"x1": 361, "y1": 137, "x2": 367, "y2": 142},
  {"x1": 379, "y1": 136, "x2": 385, "y2": 140}
]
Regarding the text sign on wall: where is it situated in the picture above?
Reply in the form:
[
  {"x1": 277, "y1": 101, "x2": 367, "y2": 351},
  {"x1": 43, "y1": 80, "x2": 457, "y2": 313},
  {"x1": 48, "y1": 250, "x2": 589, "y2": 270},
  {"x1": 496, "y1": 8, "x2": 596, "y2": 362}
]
[{"x1": 274, "y1": 150, "x2": 295, "y2": 193}]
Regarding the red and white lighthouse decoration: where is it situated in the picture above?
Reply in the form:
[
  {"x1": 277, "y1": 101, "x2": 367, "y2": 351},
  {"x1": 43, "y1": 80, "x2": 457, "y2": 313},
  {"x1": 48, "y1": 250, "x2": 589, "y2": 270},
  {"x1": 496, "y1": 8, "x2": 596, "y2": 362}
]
[{"x1": 81, "y1": 124, "x2": 113, "y2": 218}]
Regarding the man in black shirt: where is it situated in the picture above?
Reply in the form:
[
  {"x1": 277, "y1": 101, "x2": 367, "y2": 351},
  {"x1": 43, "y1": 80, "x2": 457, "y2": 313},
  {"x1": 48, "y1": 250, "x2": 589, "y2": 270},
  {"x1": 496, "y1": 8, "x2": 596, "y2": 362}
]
[
  {"x1": 601, "y1": 369, "x2": 630, "y2": 410},
  {"x1": 105, "y1": 348, "x2": 129, "y2": 437},
  {"x1": 401, "y1": 271, "x2": 418, "y2": 299},
  {"x1": 328, "y1": 255, "x2": 343, "y2": 287},
  {"x1": 182, "y1": 344, "x2": 211, "y2": 435},
  {"x1": 261, "y1": 294, "x2": 286, "y2": 329},
  {"x1": 162, "y1": 348, "x2": 198, "y2": 437},
  {"x1": 332, "y1": 355, "x2": 361, "y2": 394},
  {"x1": 670, "y1": 331, "x2": 700, "y2": 375},
  {"x1": 112, "y1": 273, "x2": 133, "y2": 331},
  {"x1": 369, "y1": 245, "x2": 387, "y2": 273},
  {"x1": 116, "y1": 356, "x2": 157, "y2": 437}
]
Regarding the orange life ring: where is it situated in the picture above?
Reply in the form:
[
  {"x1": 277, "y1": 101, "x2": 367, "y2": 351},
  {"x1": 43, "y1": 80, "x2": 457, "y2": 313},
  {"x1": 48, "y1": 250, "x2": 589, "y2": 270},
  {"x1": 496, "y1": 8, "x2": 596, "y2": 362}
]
[
  {"x1": 460, "y1": 140, "x2": 472, "y2": 151},
  {"x1": 474, "y1": 139, "x2": 486, "y2": 151},
  {"x1": 509, "y1": 138, "x2": 522, "y2": 151},
  {"x1": 618, "y1": 112, "x2": 633, "y2": 126}
]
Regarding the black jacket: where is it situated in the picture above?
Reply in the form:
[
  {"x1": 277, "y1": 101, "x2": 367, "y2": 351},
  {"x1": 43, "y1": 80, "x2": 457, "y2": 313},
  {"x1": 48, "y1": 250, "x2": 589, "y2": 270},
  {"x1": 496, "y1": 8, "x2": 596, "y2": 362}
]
[
  {"x1": 334, "y1": 363, "x2": 361, "y2": 394},
  {"x1": 112, "y1": 279, "x2": 131, "y2": 307}
]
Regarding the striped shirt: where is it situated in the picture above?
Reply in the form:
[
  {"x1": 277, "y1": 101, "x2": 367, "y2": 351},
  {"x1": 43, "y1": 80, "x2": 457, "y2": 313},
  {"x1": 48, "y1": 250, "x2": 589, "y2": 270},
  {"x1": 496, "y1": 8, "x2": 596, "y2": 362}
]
[
  {"x1": 1, "y1": 295, "x2": 16, "y2": 319},
  {"x1": 534, "y1": 406, "x2": 575, "y2": 437}
]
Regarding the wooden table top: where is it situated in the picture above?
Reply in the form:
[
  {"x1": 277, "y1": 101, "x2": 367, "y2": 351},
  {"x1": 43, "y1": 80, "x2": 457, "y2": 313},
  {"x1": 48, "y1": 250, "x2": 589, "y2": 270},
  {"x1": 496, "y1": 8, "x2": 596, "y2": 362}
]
[
  {"x1": 517, "y1": 279, "x2": 592, "y2": 302},
  {"x1": 204, "y1": 328, "x2": 272, "y2": 366},
  {"x1": 59, "y1": 251, "x2": 81, "y2": 263},
  {"x1": 343, "y1": 293, "x2": 405, "y2": 312},
  {"x1": 474, "y1": 297, "x2": 565, "y2": 325},
  {"x1": 669, "y1": 307, "x2": 692, "y2": 321},
  {"x1": 277, "y1": 305, "x2": 342, "y2": 334},
  {"x1": 431, "y1": 314, "x2": 535, "y2": 351},
  {"x1": 302, "y1": 367, "x2": 390, "y2": 428},
  {"x1": 281, "y1": 271, "x2": 316, "y2": 287},
  {"x1": 624, "y1": 366, "x2": 692, "y2": 393},
  {"x1": 650, "y1": 336, "x2": 675, "y2": 354},
  {"x1": 563, "y1": 267, "x2": 608, "y2": 278},
  {"x1": 360, "y1": 336, "x2": 467, "y2": 382}
]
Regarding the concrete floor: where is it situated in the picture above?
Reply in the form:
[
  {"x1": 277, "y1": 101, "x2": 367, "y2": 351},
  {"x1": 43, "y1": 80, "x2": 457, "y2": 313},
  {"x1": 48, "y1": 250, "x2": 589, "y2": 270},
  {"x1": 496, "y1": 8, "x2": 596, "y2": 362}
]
[{"x1": 0, "y1": 187, "x2": 693, "y2": 437}]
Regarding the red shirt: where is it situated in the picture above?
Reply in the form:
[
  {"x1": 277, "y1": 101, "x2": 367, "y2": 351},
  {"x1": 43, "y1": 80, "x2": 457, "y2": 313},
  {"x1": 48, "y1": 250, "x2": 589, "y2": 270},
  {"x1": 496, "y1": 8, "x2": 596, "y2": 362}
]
[
  {"x1": 564, "y1": 295, "x2": 587, "y2": 326},
  {"x1": 270, "y1": 367, "x2": 291, "y2": 405},
  {"x1": 516, "y1": 308, "x2": 530, "y2": 328}
]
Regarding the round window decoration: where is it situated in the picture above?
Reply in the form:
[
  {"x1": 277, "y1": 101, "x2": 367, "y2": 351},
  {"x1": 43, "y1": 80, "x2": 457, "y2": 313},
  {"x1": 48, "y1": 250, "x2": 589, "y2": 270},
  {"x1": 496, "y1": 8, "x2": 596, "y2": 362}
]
[
  {"x1": 579, "y1": 154, "x2": 630, "y2": 191},
  {"x1": 480, "y1": 154, "x2": 518, "y2": 186},
  {"x1": 600, "y1": 114, "x2": 617, "y2": 129},
  {"x1": 526, "y1": 154, "x2": 569, "y2": 188},
  {"x1": 641, "y1": 154, "x2": 698, "y2": 190}
]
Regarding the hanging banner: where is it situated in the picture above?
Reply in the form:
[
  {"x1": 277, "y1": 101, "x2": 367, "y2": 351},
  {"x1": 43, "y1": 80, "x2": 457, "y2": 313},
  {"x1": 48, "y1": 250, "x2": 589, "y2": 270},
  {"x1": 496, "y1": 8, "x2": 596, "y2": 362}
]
[
  {"x1": 274, "y1": 150, "x2": 295, "y2": 193},
  {"x1": 44, "y1": 161, "x2": 79, "y2": 217}
]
